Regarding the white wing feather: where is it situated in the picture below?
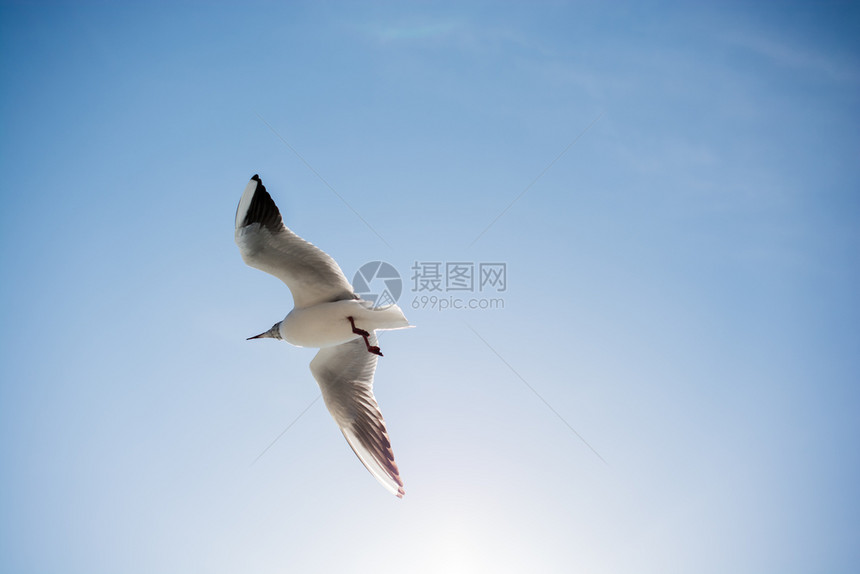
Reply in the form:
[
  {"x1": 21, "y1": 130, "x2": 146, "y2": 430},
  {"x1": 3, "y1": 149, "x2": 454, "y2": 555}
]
[
  {"x1": 234, "y1": 175, "x2": 356, "y2": 309},
  {"x1": 310, "y1": 335, "x2": 405, "y2": 498}
]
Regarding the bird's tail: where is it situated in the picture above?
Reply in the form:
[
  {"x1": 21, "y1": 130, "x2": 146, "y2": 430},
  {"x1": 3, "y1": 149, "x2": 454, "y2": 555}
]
[{"x1": 361, "y1": 300, "x2": 413, "y2": 331}]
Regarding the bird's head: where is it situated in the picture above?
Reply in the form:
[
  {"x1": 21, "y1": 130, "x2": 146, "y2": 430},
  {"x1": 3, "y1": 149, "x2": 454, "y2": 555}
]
[{"x1": 247, "y1": 321, "x2": 283, "y2": 341}]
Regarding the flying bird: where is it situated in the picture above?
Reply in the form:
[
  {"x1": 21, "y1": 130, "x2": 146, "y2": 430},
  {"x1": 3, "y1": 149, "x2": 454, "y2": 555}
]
[{"x1": 235, "y1": 174, "x2": 411, "y2": 498}]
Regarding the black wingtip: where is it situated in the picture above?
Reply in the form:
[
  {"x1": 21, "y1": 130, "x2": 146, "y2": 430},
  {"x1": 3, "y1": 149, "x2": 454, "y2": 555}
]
[{"x1": 241, "y1": 175, "x2": 283, "y2": 231}]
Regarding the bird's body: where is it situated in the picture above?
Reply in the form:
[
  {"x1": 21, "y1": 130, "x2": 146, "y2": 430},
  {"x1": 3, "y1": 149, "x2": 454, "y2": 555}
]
[
  {"x1": 235, "y1": 174, "x2": 410, "y2": 498},
  {"x1": 278, "y1": 299, "x2": 410, "y2": 349}
]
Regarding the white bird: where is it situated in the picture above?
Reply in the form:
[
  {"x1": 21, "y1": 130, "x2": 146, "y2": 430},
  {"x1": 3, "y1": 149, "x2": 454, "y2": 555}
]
[{"x1": 235, "y1": 174, "x2": 411, "y2": 498}]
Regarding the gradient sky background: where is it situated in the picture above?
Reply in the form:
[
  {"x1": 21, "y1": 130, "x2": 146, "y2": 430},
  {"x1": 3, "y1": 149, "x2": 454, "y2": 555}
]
[{"x1": 1, "y1": 1, "x2": 858, "y2": 572}]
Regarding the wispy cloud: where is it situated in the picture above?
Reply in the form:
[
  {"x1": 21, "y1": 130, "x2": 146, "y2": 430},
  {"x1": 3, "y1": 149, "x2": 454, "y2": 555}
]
[
  {"x1": 724, "y1": 32, "x2": 859, "y2": 84},
  {"x1": 374, "y1": 20, "x2": 463, "y2": 42},
  {"x1": 345, "y1": 16, "x2": 465, "y2": 45},
  {"x1": 352, "y1": 16, "x2": 542, "y2": 55}
]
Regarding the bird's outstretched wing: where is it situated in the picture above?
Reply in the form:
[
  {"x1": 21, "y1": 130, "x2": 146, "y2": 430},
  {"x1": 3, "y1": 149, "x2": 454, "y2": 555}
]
[
  {"x1": 235, "y1": 175, "x2": 356, "y2": 309},
  {"x1": 310, "y1": 335, "x2": 405, "y2": 498}
]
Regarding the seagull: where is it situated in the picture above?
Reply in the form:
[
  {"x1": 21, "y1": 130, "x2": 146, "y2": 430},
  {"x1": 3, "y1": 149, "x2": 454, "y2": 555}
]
[{"x1": 235, "y1": 174, "x2": 411, "y2": 498}]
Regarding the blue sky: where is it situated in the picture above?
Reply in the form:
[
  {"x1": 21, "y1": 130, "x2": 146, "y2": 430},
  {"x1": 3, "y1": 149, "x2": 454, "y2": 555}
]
[{"x1": 1, "y1": 1, "x2": 858, "y2": 572}]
